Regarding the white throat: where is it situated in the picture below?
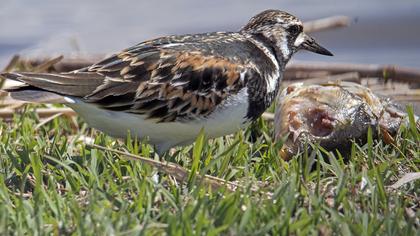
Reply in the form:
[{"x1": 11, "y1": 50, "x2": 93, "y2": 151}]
[{"x1": 278, "y1": 34, "x2": 291, "y2": 60}]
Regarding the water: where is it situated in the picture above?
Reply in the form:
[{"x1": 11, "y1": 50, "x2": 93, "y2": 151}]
[{"x1": 1, "y1": 0, "x2": 420, "y2": 67}]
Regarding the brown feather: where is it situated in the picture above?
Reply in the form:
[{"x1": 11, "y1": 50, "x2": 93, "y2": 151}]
[
  {"x1": 9, "y1": 90, "x2": 70, "y2": 103},
  {"x1": 1, "y1": 72, "x2": 104, "y2": 97}
]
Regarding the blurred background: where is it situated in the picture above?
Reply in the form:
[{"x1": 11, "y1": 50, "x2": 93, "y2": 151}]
[{"x1": 0, "y1": 0, "x2": 419, "y2": 68}]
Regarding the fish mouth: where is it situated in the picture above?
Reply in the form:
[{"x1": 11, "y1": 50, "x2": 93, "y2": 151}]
[
  {"x1": 279, "y1": 105, "x2": 359, "y2": 160},
  {"x1": 305, "y1": 107, "x2": 336, "y2": 137}
]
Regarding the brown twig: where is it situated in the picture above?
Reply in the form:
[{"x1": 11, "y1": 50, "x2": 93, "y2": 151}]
[
  {"x1": 52, "y1": 55, "x2": 101, "y2": 72},
  {"x1": 2, "y1": 55, "x2": 20, "y2": 72},
  {"x1": 86, "y1": 143, "x2": 244, "y2": 192},
  {"x1": 392, "y1": 95, "x2": 420, "y2": 102},
  {"x1": 262, "y1": 112, "x2": 275, "y2": 121},
  {"x1": 1, "y1": 55, "x2": 20, "y2": 89},
  {"x1": 285, "y1": 61, "x2": 420, "y2": 84},
  {"x1": 35, "y1": 112, "x2": 65, "y2": 130},
  {"x1": 304, "y1": 16, "x2": 351, "y2": 33},
  {"x1": 283, "y1": 72, "x2": 361, "y2": 86},
  {"x1": 0, "y1": 107, "x2": 76, "y2": 119},
  {"x1": 33, "y1": 55, "x2": 63, "y2": 72}
]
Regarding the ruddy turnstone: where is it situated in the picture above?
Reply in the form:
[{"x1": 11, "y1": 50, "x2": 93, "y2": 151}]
[{"x1": 1, "y1": 10, "x2": 332, "y2": 155}]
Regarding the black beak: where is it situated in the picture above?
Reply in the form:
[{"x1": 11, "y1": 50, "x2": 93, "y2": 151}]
[{"x1": 301, "y1": 35, "x2": 333, "y2": 56}]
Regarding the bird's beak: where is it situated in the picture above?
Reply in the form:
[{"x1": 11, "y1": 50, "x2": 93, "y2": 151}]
[{"x1": 296, "y1": 33, "x2": 333, "y2": 56}]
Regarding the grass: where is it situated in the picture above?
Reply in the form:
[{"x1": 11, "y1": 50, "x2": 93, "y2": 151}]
[{"x1": 0, "y1": 104, "x2": 419, "y2": 235}]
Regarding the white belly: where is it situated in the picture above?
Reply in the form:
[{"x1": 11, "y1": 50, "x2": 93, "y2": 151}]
[{"x1": 67, "y1": 89, "x2": 250, "y2": 153}]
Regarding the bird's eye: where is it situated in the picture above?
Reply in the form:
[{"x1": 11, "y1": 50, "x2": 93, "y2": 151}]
[{"x1": 288, "y1": 25, "x2": 302, "y2": 35}]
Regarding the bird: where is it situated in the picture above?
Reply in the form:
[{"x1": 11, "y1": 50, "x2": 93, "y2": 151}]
[{"x1": 0, "y1": 9, "x2": 333, "y2": 155}]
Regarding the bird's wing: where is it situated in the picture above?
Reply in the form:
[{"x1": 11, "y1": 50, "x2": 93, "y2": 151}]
[
  {"x1": 1, "y1": 37, "x2": 256, "y2": 122},
  {"x1": 82, "y1": 43, "x2": 252, "y2": 122}
]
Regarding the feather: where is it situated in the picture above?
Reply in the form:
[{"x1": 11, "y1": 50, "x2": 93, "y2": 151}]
[
  {"x1": 8, "y1": 90, "x2": 73, "y2": 104},
  {"x1": 1, "y1": 72, "x2": 104, "y2": 97}
]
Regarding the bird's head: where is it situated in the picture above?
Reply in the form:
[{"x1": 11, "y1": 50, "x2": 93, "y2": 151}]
[{"x1": 241, "y1": 10, "x2": 333, "y2": 61}]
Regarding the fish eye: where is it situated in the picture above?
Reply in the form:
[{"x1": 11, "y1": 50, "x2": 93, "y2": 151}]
[{"x1": 287, "y1": 25, "x2": 302, "y2": 35}]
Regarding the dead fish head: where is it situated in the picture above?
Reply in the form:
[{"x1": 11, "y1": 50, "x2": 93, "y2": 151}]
[{"x1": 274, "y1": 82, "x2": 408, "y2": 160}]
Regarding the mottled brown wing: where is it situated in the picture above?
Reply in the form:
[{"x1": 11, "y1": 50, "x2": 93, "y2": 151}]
[{"x1": 81, "y1": 45, "x2": 250, "y2": 122}]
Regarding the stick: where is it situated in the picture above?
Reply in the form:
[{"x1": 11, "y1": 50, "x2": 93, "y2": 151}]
[
  {"x1": 0, "y1": 55, "x2": 20, "y2": 89},
  {"x1": 35, "y1": 112, "x2": 65, "y2": 130},
  {"x1": 86, "y1": 143, "x2": 244, "y2": 192},
  {"x1": 303, "y1": 16, "x2": 351, "y2": 33},
  {"x1": 0, "y1": 107, "x2": 76, "y2": 119},
  {"x1": 285, "y1": 61, "x2": 420, "y2": 84},
  {"x1": 283, "y1": 72, "x2": 361, "y2": 85},
  {"x1": 2, "y1": 55, "x2": 20, "y2": 72},
  {"x1": 33, "y1": 55, "x2": 63, "y2": 72},
  {"x1": 392, "y1": 95, "x2": 420, "y2": 102},
  {"x1": 52, "y1": 55, "x2": 103, "y2": 72},
  {"x1": 262, "y1": 112, "x2": 275, "y2": 121}
]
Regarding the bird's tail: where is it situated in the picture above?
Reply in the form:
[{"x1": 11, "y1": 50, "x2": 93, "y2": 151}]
[{"x1": 0, "y1": 71, "x2": 105, "y2": 103}]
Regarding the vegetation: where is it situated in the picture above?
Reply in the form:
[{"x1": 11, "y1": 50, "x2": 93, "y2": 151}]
[{"x1": 0, "y1": 103, "x2": 418, "y2": 235}]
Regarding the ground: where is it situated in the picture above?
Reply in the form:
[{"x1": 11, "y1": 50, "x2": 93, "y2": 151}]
[{"x1": 0, "y1": 104, "x2": 418, "y2": 235}]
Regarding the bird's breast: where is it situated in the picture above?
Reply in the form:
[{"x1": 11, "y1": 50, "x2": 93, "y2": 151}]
[{"x1": 65, "y1": 88, "x2": 250, "y2": 149}]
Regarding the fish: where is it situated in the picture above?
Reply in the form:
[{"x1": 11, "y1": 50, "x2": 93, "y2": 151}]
[{"x1": 274, "y1": 81, "x2": 418, "y2": 160}]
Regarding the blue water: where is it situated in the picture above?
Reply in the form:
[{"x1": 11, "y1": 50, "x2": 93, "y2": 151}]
[{"x1": 1, "y1": 0, "x2": 419, "y2": 68}]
